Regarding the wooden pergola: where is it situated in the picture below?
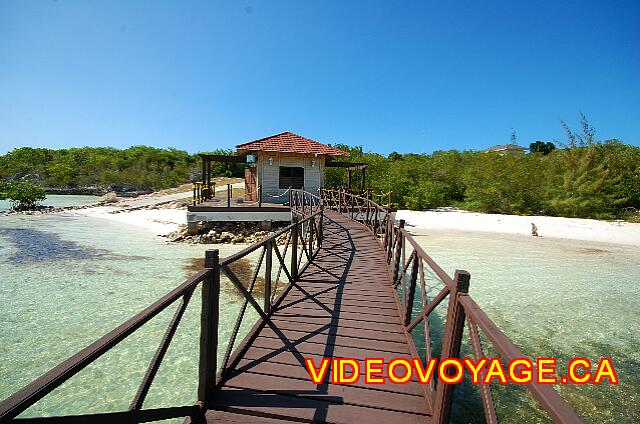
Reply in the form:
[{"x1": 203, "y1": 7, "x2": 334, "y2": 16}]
[
  {"x1": 197, "y1": 154, "x2": 369, "y2": 198},
  {"x1": 325, "y1": 160, "x2": 368, "y2": 192}
]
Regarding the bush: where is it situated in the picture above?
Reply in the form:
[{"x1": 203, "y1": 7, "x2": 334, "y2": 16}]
[{"x1": 0, "y1": 180, "x2": 47, "y2": 211}]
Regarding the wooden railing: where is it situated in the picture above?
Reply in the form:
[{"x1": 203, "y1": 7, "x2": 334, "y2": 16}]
[
  {"x1": 193, "y1": 181, "x2": 215, "y2": 205},
  {"x1": 290, "y1": 189, "x2": 323, "y2": 217},
  {"x1": 194, "y1": 183, "x2": 269, "y2": 207},
  {"x1": 321, "y1": 188, "x2": 583, "y2": 424},
  {"x1": 0, "y1": 209, "x2": 323, "y2": 423}
]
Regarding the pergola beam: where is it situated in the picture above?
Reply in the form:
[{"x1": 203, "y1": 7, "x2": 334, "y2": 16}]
[
  {"x1": 198, "y1": 154, "x2": 247, "y2": 163},
  {"x1": 325, "y1": 162, "x2": 368, "y2": 171}
]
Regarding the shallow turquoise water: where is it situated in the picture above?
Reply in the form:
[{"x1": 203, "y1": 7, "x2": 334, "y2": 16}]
[
  {"x1": 0, "y1": 212, "x2": 260, "y2": 418},
  {"x1": 0, "y1": 194, "x2": 100, "y2": 212},
  {"x1": 0, "y1": 212, "x2": 638, "y2": 422},
  {"x1": 411, "y1": 229, "x2": 640, "y2": 423}
]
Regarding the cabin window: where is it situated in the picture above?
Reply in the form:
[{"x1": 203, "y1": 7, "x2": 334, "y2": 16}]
[{"x1": 279, "y1": 166, "x2": 304, "y2": 189}]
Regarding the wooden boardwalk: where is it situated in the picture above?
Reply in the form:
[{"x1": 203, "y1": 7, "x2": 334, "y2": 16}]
[{"x1": 208, "y1": 210, "x2": 431, "y2": 423}]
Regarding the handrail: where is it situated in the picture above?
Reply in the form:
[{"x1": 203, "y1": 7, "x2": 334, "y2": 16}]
[
  {"x1": 320, "y1": 188, "x2": 583, "y2": 424},
  {"x1": 459, "y1": 296, "x2": 582, "y2": 424},
  {"x1": 0, "y1": 270, "x2": 210, "y2": 421}
]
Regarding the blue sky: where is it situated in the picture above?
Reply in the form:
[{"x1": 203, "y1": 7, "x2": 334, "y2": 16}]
[{"x1": 1, "y1": 0, "x2": 638, "y2": 155}]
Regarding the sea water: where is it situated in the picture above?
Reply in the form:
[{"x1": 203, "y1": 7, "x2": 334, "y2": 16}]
[
  {"x1": 0, "y1": 209, "x2": 638, "y2": 422},
  {"x1": 0, "y1": 194, "x2": 100, "y2": 212},
  {"x1": 411, "y1": 229, "x2": 640, "y2": 423},
  {"x1": 0, "y1": 209, "x2": 261, "y2": 418}
]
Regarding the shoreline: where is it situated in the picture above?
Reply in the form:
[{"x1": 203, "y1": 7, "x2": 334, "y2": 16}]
[
  {"x1": 5, "y1": 195, "x2": 640, "y2": 248},
  {"x1": 80, "y1": 206, "x2": 640, "y2": 249},
  {"x1": 396, "y1": 209, "x2": 640, "y2": 248}
]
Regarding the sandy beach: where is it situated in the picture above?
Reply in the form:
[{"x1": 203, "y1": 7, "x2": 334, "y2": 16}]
[
  {"x1": 72, "y1": 202, "x2": 640, "y2": 249},
  {"x1": 396, "y1": 209, "x2": 640, "y2": 247}
]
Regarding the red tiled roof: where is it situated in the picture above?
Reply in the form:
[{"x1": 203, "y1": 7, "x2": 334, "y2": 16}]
[{"x1": 236, "y1": 132, "x2": 349, "y2": 156}]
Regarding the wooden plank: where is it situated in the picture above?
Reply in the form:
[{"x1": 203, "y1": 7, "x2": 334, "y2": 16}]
[
  {"x1": 205, "y1": 409, "x2": 296, "y2": 423},
  {"x1": 278, "y1": 303, "x2": 401, "y2": 318},
  {"x1": 257, "y1": 327, "x2": 410, "y2": 353},
  {"x1": 275, "y1": 309, "x2": 402, "y2": 325},
  {"x1": 239, "y1": 346, "x2": 419, "y2": 383},
  {"x1": 231, "y1": 358, "x2": 424, "y2": 396},
  {"x1": 270, "y1": 311, "x2": 406, "y2": 334},
  {"x1": 287, "y1": 282, "x2": 394, "y2": 294},
  {"x1": 280, "y1": 293, "x2": 398, "y2": 308},
  {"x1": 213, "y1": 387, "x2": 431, "y2": 424},
  {"x1": 224, "y1": 372, "x2": 428, "y2": 415},
  {"x1": 244, "y1": 339, "x2": 410, "y2": 364},
  {"x1": 264, "y1": 319, "x2": 408, "y2": 343}
]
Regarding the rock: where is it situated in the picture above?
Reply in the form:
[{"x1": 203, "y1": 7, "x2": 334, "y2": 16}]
[
  {"x1": 219, "y1": 232, "x2": 234, "y2": 242},
  {"x1": 100, "y1": 192, "x2": 118, "y2": 204},
  {"x1": 259, "y1": 220, "x2": 272, "y2": 231},
  {"x1": 232, "y1": 235, "x2": 245, "y2": 243}
]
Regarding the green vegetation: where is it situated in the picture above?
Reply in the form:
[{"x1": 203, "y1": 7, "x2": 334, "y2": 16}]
[
  {"x1": 0, "y1": 180, "x2": 46, "y2": 211},
  {"x1": 328, "y1": 119, "x2": 640, "y2": 220},
  {"x1": 1, "y1": 117, "x2": 638, "y2": 219},
  {"x1": 0, "y1": 146, "x2": 244, "y2": 193},
  {"x1": 529, "y1": 140, "x2": 556, "y2": 155}
]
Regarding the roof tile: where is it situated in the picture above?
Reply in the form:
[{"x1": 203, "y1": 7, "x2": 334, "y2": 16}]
[{"x1": 236, "y1": 132, "x2": 349, "y2": 156}]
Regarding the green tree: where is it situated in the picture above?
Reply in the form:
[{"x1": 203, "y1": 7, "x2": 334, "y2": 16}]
[
  {"x1": 0, "y1": 180, "x2": 47, "y2": 210},
  {"x1": 529, "y1": 141, "x2": 556, "y2": 155}
]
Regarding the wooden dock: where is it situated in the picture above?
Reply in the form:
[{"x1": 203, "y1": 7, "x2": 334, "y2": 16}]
[
  {"x1": 208, "y1": 210, "x2": 431, "y2": 423},
  {"x1": 0, "y1": 189, "x2": 583, "y2": 424}
]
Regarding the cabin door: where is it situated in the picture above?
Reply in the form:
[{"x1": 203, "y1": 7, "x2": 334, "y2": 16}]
[{"x1": 245, "y1": 167, "x2": 257, "y2": 201}]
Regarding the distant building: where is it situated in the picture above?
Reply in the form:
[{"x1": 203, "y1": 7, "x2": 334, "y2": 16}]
[{"x1": 483, "y1": 144, "x2": 527, "y2": 155}]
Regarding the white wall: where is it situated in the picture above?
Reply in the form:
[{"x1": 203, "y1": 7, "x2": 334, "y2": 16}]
[{"x1": 256, "y1": 152, "x2": 325, "y2": 203}]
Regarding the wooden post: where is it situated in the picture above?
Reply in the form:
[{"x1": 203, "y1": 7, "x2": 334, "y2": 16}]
[
  {"x1": 373, "y1": 204, "x2": 379, "y2": 237},
  {"x1": 404, "y1": 255, "x2": 419, "y2": 325},
  {"x1": 259, "y1": 184, "x2": 262, "y2": 208},
  {"x1": 202, "y1": 160, "x2": 207, "y2": 197},
  {"x1": 310, "y1": 215, "x2": 315, "y2": 254},
  {"x1": 227, "y1": 184, "x2": 231, "y2": 208},
  {"x1": 350, "y1": 193, "x2": 354, "y2": 220},
  {"x1": 303, "y1": 191, "x2": 307, "y2": 216},
  {"x1": 192, "y1": 184, "x2": 196, "y2": 206},
  {"x1": 318, "y1": 205, "x2": 324, "y2": 246},
  {"x1": 365, "y1": 198, "x2": 370, "y2": 227},
  {"x1": 264, "y1": 242, "x2": 272, "y2": 314},
  {"x1": 290, "y1": 215, "x2": 299, "y2": 281},
  {"x1": 198, "y1": 250, "x2": 220, "y2": 406},
  {"x1": 433, "y1": 270, "x2": 471, "y2": 424},
  {"x1": 392, "y1": 220, "x2": 405, "y2": 281},
  {"x1": 206, "y1": 159, "x2": 211, "y2": 193}
]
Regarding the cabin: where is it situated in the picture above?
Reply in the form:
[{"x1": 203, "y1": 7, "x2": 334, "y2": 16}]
[
  {"x1": 188, "y1": 132, "x2": 365, "y2": 230},
  {"x1": 236, "y1": 132, "x2": 349, "y2": 202}
]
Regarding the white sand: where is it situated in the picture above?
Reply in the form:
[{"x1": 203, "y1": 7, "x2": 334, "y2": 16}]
[
  {"x1": 75, "y1": 206, "x2": 187, "y2": 235},
  {"x1": 396, "y1": 209, "x2": 640, "y2": 247},
  {"x1": 74, "y1": 202, "x2": 640, "y2": 248},
  {"x1": 72, "y1": 182, "x2": 246, "y2": 236}
]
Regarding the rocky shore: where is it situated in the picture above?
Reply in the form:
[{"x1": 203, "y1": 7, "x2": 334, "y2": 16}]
[
  {"x1": 44, "y1": 187, "x2": 152, "y2": 196},
  {"x1": 163, "y1": 221, "x2": 289, "y2": 245},
  {"x1": 0, "y1": 202, "x2": 105, "y2": 216}
]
